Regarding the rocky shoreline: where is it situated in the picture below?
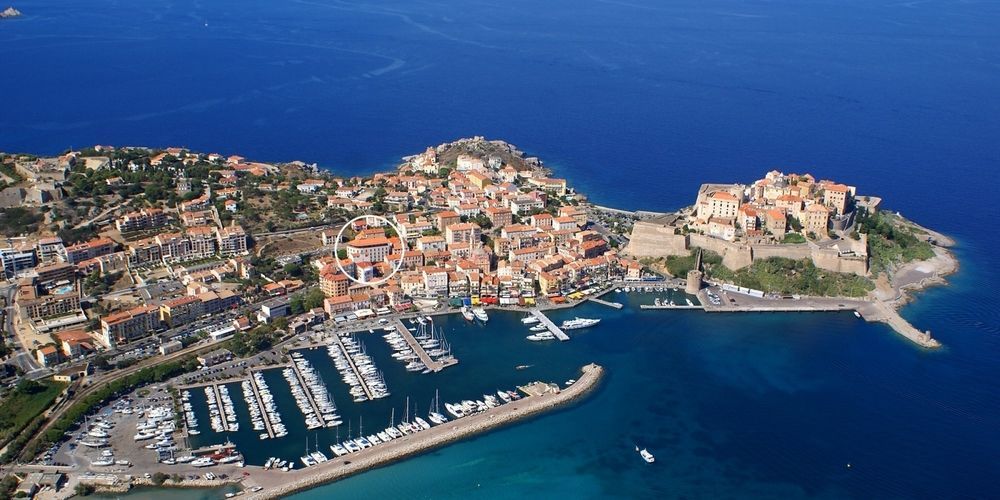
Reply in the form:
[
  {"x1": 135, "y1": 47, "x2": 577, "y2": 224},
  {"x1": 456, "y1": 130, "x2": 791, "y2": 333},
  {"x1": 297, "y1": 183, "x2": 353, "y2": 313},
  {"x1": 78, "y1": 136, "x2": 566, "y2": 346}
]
[
  {"x1": 875, "y1": 219, "x2": 959, "y2": 309},
  {"x1": 243, "y1": 363, "x2": 605, "y2": 499}
]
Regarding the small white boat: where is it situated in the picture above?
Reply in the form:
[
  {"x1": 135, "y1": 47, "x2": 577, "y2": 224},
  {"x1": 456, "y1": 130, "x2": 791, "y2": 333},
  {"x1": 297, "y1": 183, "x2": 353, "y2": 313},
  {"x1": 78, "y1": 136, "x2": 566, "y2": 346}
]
[
  {"x1": 521, "y1": 316, "x2": 540, "y2": 324},
  {"x1": 853, "y1": 311, "x2": 861, "y2": 318},
  {"x1": 472, "y1": 307, "x2": 488, "y2": 322},
  {"x1": 637, "y1": 445, "x2": 655, "y2": 463},
  {"x1": 461, "y1": 307, "x2": 475, "y2": 321},
  {"x1": 191, "y1": 457, "x2": 216, "y2": 467}
]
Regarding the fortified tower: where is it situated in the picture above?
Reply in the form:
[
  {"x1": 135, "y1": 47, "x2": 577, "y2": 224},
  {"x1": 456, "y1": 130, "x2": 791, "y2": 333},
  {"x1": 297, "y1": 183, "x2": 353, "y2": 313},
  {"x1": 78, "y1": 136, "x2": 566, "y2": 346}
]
[{"x1": 685, "y1": 249, "x2": 704, "y2": 295}]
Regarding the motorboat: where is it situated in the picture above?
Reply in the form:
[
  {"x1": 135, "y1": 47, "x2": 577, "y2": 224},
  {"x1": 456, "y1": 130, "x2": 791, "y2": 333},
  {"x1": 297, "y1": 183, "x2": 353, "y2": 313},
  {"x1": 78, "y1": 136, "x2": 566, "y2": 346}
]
[
  {"x1": 461, "y1": 307, "x2": 475, "y2": 321},
  {"x1": 191, "y1": 457, "x2": 216, "y2": 467},
  {"x1": 521, "y1": 315, "x2": 540, "y2": 324},
  {"x1": 561, "y1": 317, "x2": 600, "y2": 330},
  {"x1": 527, "y1": 332, "x2": 556, "y2": 341},
  {"x1": 637, "y1": 446, "x2": 655, "y2": 463},
  {"x1": 472, "y1": 307, "x2": 489, "y2": 322}
]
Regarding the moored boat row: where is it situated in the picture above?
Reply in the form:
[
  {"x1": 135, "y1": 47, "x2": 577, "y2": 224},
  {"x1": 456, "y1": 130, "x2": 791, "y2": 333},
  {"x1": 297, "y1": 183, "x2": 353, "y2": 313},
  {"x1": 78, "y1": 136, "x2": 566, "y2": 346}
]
[{"x1": 251, "y1": 371, "x2": 288, "y2": 439}]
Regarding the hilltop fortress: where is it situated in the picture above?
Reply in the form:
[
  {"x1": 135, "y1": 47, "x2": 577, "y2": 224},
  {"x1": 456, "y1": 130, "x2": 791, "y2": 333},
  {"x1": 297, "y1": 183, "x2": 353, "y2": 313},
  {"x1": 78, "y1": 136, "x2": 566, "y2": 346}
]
[{"x1": 626, "y1": 171, "x2": 881, "y2": 276}]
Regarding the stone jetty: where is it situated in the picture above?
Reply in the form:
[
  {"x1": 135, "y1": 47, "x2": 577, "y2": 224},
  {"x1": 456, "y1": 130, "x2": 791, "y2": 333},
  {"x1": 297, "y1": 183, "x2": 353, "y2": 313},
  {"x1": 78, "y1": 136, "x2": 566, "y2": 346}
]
[{"x1": 243, "y1": 363, "x2": 605, "y2": 499}]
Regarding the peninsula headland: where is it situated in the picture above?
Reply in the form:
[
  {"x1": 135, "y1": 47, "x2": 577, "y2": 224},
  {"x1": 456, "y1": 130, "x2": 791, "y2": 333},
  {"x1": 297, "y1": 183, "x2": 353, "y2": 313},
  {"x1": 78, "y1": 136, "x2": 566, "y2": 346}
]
[{"x1": 0, "y1": 137, "x2": 956, "y2": 497}]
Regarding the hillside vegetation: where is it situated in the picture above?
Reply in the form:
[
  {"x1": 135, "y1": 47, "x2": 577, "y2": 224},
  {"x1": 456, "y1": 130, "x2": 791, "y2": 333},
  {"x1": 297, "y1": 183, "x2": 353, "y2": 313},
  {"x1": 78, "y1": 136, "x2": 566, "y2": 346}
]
[
  {"x1": 856, "y1": 209, "x2": 935, "y2": 274},
  {"x1": 712, "y1": 257, "x2": 875, "y2": 297},
  {"x1": 648, "y1": 249, "x2": 874, "y2": 298}
]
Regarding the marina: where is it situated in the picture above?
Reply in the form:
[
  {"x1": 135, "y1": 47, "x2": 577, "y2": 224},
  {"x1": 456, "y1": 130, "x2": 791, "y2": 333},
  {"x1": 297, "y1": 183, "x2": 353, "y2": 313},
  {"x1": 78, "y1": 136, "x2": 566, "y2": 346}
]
[
  {"x1": 243, "y1": 363, "x2": 604, "y2": 499},
  {"x1": 245, "y1": 371, "x2": 286, "y2": 439},
  {"x1": 528, "y1": 309, "x2": 570, "y2": 341},
  {"x1": 325, "y1": 333, "x2": 388, "y2": 402},
  {"x1": 289, "y1": 352, "x2": 343, "y2": 429},
  {"x1": 204, "y1": 384, "x2": 238, "y2": 433},
  {"x1": 391, "y1": 318, "x2": 459, "y2": 372}
]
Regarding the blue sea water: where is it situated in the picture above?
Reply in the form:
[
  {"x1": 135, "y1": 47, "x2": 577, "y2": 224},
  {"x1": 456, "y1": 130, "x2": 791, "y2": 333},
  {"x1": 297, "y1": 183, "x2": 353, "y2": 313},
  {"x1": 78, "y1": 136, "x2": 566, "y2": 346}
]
[{"x1": 3, "y1": 0, "x2": 999, "y2": 498}]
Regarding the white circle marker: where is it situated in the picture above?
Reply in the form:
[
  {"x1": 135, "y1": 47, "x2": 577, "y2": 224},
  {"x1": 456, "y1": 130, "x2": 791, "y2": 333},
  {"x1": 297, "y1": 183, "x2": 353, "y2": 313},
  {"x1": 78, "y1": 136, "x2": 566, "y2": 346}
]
[{"x1": 333, "y1": 215, "x2": 408, "y2": 287}]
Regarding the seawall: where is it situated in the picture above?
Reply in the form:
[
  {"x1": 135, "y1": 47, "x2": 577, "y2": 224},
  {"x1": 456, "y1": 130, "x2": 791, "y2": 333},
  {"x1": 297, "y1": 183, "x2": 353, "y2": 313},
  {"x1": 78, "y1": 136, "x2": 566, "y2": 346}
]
[{"x1": 244, "y1": 363, "x2": 605, "y2": 499}]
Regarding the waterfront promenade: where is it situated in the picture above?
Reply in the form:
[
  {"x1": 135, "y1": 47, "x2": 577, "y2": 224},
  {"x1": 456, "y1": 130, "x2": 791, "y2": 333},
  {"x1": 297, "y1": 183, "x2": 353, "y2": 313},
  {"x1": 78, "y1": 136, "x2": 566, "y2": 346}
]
[{"x1": 243, "y1": 363, "x2": 604, "y2": 499}]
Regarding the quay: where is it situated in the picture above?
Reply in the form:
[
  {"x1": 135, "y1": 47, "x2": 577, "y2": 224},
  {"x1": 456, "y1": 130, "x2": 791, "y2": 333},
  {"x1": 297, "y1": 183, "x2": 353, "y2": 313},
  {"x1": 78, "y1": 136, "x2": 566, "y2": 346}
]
[
  {"x1": 588, "y1": 297, "x2": 623, "y2": 309},
  {"x1": 243, "y1": 363, "x2": 604, "y2": 500},
  {"x1": 392, "y1": 318, "x2": 458, "y2": 372},
  {"x1": 247, "y1": 370, "x2": 276, "y2": 438},
  {"x1": 639, "y1": 304, "x2": 703, "y2": 310},
  {"x1": 529, "y1": 309, "x2": 569, "y2": 341},
  {"x1": 178, "y1": 377, "x2": 247, "y2": 391},
  {"x1": 696, "y1": 289, "x2": 941, "y2": 349},
  {"x1": 863, "y1": 301, "x2": 941, "y2": 348},
  {"x1": 190, "y1": 441, "x2": 237, "y2": 456},
  {"x1": 288, "y1": 355, "x2": 325, "y2": 419},
  {"x1": 329, "y1": 334, "x2": 375, "y2": 400}
]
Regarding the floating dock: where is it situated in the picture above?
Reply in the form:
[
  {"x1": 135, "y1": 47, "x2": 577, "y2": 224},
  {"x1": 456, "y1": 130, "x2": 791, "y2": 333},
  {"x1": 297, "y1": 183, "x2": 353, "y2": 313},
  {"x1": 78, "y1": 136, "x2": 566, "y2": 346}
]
[
  {"x1": 212, "y1": 384, "x2": 231, "y2": 428},
  {"x1": 329, "y1": 335, "x2": 375, "y2": 400},
  {"x1": 529, "y1": 310, "x2": 570, "y2": 341},
  {"x1": 288, "y1": 356, "x2": 324, "y2": 419},
  {"x1": 392, "y1": 319, "x2": 458, "y2": 372},
  {"x1": 247, "y1": 370, "x2": 276, "y2": 439},
  {"x1": 588, "y1": 297, "x2": 623, "y2": 309}
]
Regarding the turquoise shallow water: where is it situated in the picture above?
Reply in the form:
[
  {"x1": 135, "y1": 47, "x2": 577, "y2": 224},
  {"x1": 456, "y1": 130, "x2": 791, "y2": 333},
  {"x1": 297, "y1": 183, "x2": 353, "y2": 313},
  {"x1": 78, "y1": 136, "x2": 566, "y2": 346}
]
[{"x1": 176, "y1": 269, "x2": 1000, "y2": 499}]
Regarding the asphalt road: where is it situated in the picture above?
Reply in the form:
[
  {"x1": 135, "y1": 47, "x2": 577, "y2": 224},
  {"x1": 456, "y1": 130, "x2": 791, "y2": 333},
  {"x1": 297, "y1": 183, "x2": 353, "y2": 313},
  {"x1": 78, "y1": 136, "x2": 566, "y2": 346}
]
[{"x1": 1, "y1": 284, "x2": 46, "y2": 378}]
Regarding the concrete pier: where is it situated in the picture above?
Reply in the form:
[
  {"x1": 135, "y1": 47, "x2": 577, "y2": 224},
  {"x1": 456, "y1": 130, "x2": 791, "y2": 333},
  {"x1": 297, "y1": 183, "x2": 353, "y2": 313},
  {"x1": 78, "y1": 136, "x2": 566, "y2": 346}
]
[
  {"x1": 329, "y1": 334, "x2": 375, "y2": 400},
  {"x1": 863, "y1": 301, "x2": 941, "y2": 348},
  {"x1": 639, "y1": 304, "x2": 703, "y2": 310},
  {"x1": 392, "y1": 319, "x2": 458, "y2": 372},
  {"x1": 212, "y1": 384, "x2": 231, "y2": 429},
  {"x1": 178, "y1": 377, "x2": 247, "y2": 391},
  {"x1": 530, "y1": 309, "x2": 569, "y2": 341},
  {"x1": 697, "y1": 289, "x2": 941, "y2": 349},
  {"x1": 247, "y1": 371, "x2": 276, "y2": 439},
  {"x1": 588, "y1": 297, "x2": 623, "y2": 309},
  {"x1": 243, "y1": 363, "x2": 604, "y2": 500},
  {"x1": 288, "y1": 355, "x2": 324, "y2": 420},
  {"x1": 190, "y1": 442, "x2": 237, "y2": 456}
]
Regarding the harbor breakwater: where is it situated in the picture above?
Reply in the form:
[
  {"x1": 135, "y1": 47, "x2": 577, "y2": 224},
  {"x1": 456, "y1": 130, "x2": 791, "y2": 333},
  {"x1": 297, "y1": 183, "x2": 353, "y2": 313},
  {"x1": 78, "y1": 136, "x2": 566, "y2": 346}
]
[{"x1": 244, "y1": 363, "x2": 605, "y2": 499}]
